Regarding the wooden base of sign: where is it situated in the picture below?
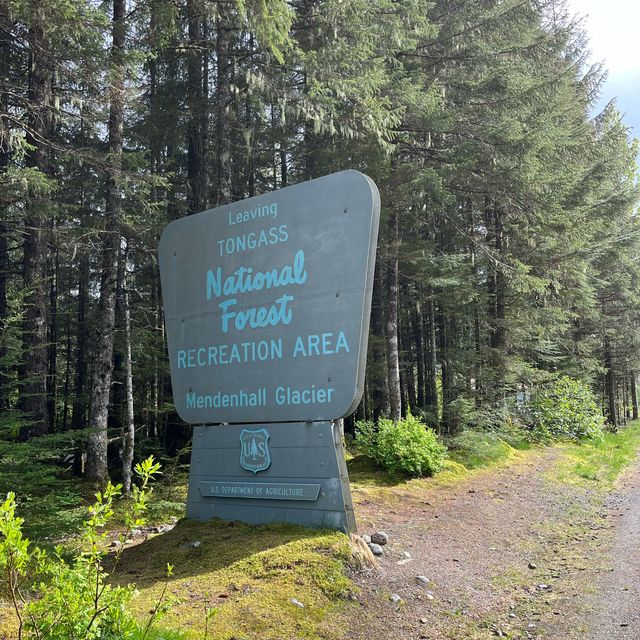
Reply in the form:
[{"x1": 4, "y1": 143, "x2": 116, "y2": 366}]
[{"x1": 186, "y1": 421, "x2": 357, "y2": 533}]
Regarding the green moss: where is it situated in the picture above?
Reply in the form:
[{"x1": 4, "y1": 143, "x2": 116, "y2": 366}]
[{"x1": 117, "y1": 519, "x2": 356, "y2": 639}]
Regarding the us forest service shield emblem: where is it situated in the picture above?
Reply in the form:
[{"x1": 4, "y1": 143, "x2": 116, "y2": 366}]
[{"x1": 239, "y1": 428, "x2": 271, "y2": 473}]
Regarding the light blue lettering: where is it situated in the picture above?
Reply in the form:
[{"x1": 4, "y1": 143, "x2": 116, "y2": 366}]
[
  {"x1": 220, "y1": 294, "x2": 294, "y2": 334},
  {"x1": 206, "y1": 249, "x2": 307, "y2": 300},
  {"x1": 335, "y1": 331, "x2": 350, "y2": 352},
  {"x1": 292, "y1": 331, "x2": 350, "y2": 358},
  {"x1": 275, "y1": 385, "x2": 335, "y2": 405}
]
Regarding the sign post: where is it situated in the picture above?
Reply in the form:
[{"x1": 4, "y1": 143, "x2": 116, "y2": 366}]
[{"x1": 159, "y1": 170, "x2": 380, "y2": 532}]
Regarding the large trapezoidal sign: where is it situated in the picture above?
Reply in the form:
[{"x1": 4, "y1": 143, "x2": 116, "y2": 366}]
[{"x1": 159, "y1": 170, "x2": 380, "y2": 424}]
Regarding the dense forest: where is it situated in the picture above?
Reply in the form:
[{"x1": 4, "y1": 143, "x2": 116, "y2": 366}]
[{"x1": 1, "y1": 0, "x2": 639, "y2": 485}]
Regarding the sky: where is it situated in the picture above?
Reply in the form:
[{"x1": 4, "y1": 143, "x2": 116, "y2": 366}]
[{"x1": 567, "y1": 0, "x2": 640, "y2": 139}]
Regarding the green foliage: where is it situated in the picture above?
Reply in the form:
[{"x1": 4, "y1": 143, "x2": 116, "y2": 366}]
[
  {"x1": 121, "y1": 519, "x2": 355, "y2": 639},
  {"x1": 353, "y1": 419, "x2": 377, "y2": 460},
  {"x1": 447, "y1": 430, "x2": 523, "y2": 470},
  {"x1": 553, "y1": 421, "x2": 640, "y2": 489},
  {"x1": 465, "y1": 407, "x2": 533, "y2": 450},
  {"x1": 0, "y1": 457, "x2": 164, "y2": 640},
  {"x1": 355, "y1": 412, "x2": 447, "y2": 477},
  {"x1": 525, "y1": 376, "x2": 606, "y2": 442}
]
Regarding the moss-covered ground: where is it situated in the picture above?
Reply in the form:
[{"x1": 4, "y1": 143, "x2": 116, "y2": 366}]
[{"x1": 118, "y1": 520, "x2": 356, "y2": 640}]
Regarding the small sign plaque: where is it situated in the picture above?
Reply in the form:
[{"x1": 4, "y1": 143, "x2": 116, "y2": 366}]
[{"x1": 198, "y1": 481, "x2": 321, "y2": 501}]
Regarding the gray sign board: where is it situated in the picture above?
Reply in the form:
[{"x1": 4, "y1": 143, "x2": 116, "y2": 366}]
[
  {"x1": 159, "y1": 170, "x2": 380, "y2": 424},
  {"x1": 186, "y1": 421, "x2": 356, "y2": 532}
]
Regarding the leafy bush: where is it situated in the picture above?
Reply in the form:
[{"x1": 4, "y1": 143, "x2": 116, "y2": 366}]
[
  {"x1": 463, "y1": 405, "x2": 532, "y2": 451},
  {"x1": 0, "y1": 457, "x2": 174, "y2": 640},
  {"x1": 353, "y1": 419, "x2": 377, "y2": 459},
  {"x1": 524, "y1": 376, "x2": 605, "y2": 442},
  {"x1": 355, "y1": 412, "x2": 446, "y2": 477},
  {"x1": 447, "y1": 430, "x2": 517, "y2": 469}
]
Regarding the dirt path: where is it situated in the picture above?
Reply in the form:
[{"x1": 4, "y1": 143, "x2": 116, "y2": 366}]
[
  {"x1": 346, "y1": 449, "x2": 640, "y2": 640},
  {"x1": 589, "y1": 461, "x2": 640, "y2": 639}
]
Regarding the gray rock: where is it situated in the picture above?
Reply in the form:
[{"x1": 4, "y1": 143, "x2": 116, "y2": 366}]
[
  {"x1": 419, "y1": 618, "x2": 428, "y2": 624},
  {"x1": 180, "y1": 540, "x2": 202, "y2": 549},
  {"x1": 528, "y1": 561, "x2": 537, "y2": 569},
  {"x1": 368, "y1": 543, "x2": 384, "y2": 556},
  {"x1": 371, "y1": 531, "x2": 389, "y2": 546},
  {"x1": 361, "y1": 534, "x2": 371, "y2": 544},
  {"x1": 390, "y1": 593, "x2": 402, "y2": 604},
  {"x1": 290, "y1": 598, "x2": 305, "y2": 608},
  {"x1": 416, "y1": 575, "x2": 430, "y2": 586}
]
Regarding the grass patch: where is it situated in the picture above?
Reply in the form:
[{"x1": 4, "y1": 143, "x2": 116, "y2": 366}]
[
  {"x1": 552, "y1": 421, "x2": 640, "y2": 490},
  {"x1": 348, "y1": 426, "x2": 532, "y2": 505},
  {"x1": 118, "y1": 519, "x2": 356, "y2": 640},
  {"x1": 447, "y1": 430, "x2": 530, "y2": 470},
  {"x1": 347, "y1": 447, "x2": 531, "y2": 509}
]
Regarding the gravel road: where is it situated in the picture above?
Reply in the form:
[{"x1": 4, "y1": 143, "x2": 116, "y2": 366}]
[
  {"x1": 347, "y1": 449, "x2": 640, "y2": 640},
  {"x1": 590, "y1": 460, "x2": 640, "y2": 639}
]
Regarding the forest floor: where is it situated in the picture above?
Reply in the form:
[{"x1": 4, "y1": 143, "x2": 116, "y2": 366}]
[{"x1": 2, "y1": 425, "x2": 640, "y2": 639}]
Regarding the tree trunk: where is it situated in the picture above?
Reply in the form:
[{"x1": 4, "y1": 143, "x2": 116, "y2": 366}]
[
  {"x1": 370, "y1": 255, "x2": 389, "y2": 420},
  {"x1": 412, "y1": 302, "x2": 426, "y2": 409},
  {"x1": 604, "y1": 336, "x2": 616, "y2": 428},
  {"x1": 121, "y1": 245, "x2": 135, "y2": 493},
  {"x1": 437, "y1": 304, "x2": 449, "y2": 435},
  {"x1": 486, "y1": 198, "x2": 507, "y2": 405},
  {"x1": 86, "y1": 0, "x2": 126, "y2": 484},
  {"x1": 0, "y1": 0, "x2": 9, "y2": 410},
  {"x1": 424, "y1": 290, "x2": 438, "y2": 423},
  {"x1": 0, "y1": 220, "x2": 7, "y2": 410},
  {"x1": 71, "y1": 251, "x2": 89, "y2": 430},
  {"x1": 47, "y1": 235, "x2": 58, "y2": 431},
  {"x1": 623, "y1": 377, "x2": 630, "y2": 421},
  {"x1": 631, "y1": 372, "x2": 638, "y2": 421},
  {"x1": 400, "y1": 311, "x2": 416, "y2": 413},
  {"x1": 386, "y1": 195, "x2": 402, "y2": 422},
  {"x1": 215, "y1": 0, "x2": 233, "y2": 205},
  {"x1": 19, "y1": 1, "x2": 53, "y2": 438},
  {"x1": 474, "y1": 300, "x2": 482, "y2": 407},
  {"x1": 186, "y1": 0, "x2": 208, "y2": 213},
  {"x1": 61, "y1": 278, "x2": 72, "y2": 430},
  {"x1": 149, "y1": 277, "x2": 161, "y2": 439}
]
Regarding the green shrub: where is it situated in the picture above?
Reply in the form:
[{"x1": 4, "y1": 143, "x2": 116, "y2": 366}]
[
  {"x1": 447, "y1": 430, "x2": 516, "y2": 469},
  {"x1": 464, "y1": 406, "x2": 532, "y2": 450},
  {"x1": 353, "y1": 419, "x2": 377, "y2": 459},
  {"x1": 525, "y1": 376, "x2": 605, "y2": 442},
  {"x1": 0, "y1": 457, "x2": 174, "y2": 640},
  {"x1": 355, "y1": 412, "x2": 446, "y2": 477}
]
